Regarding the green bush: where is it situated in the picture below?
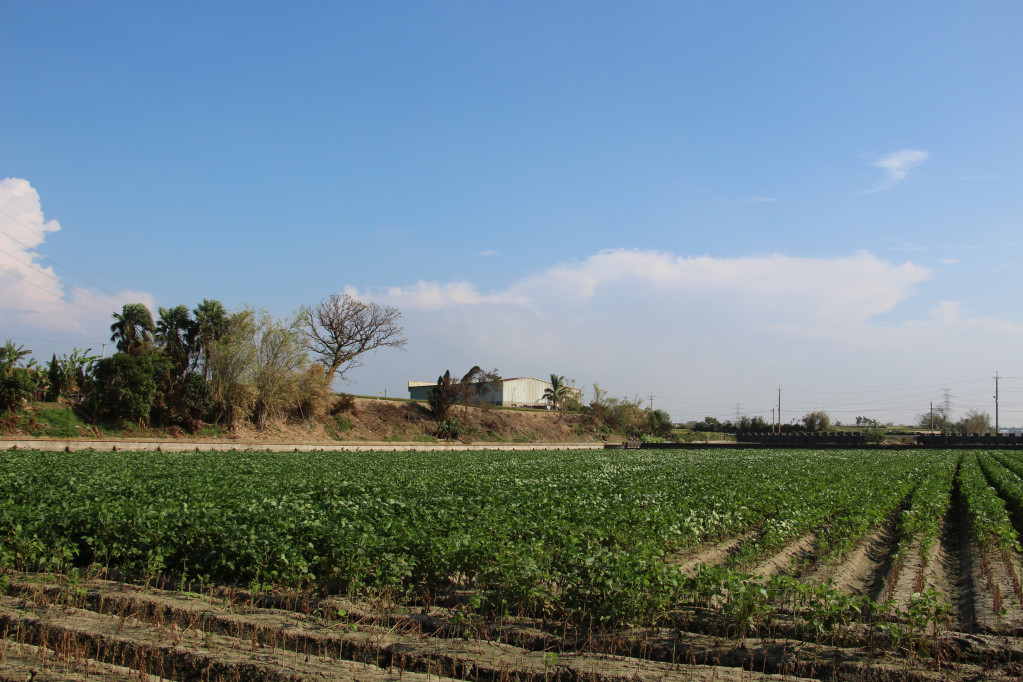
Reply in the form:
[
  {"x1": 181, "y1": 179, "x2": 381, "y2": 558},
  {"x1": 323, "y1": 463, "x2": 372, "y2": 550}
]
[
  {"x1": 437, "y1": 418, "x2": 463, "y2": 440},
  {"x1": 864, "y1": 425, "x2": 887, "y2": 444},
  {"x1": 0, "y1": 371, "x2": 38, "y2": 413}
]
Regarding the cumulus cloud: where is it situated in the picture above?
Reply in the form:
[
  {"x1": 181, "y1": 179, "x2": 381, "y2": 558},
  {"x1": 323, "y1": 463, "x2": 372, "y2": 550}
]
[
  {"x1": 862, "y1": 150, "x2": 930, "y2": 193},
  {"x1": 363, "y1": 249, "x2": 930, "y2": 330},
  {"x1": 342, "y1": 247, "x2": 1023, "y2": 423},
  {"x1": 0, "y1": 177, "x2": 153, "y2": 342},
  {"x1": 0, "y1": 178, "x2": 65, "y2": 313}
]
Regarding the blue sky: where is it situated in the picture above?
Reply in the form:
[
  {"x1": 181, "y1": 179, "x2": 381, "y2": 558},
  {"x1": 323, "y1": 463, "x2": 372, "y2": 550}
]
[{"x1": 2, "y1": 2, "x2": 1022, "y2": 425}]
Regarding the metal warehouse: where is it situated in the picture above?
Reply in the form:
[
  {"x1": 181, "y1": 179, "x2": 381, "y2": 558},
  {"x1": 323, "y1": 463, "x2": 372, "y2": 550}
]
[{"x1": 407, "y1": 376, "x2": 581, "y2": 408}]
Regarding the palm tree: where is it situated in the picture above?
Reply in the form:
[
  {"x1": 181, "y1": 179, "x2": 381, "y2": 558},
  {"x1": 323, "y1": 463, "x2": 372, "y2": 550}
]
[
  {"x1": 110, "y1": 303, "x2": 155, "y2": 355},
  {"x1": 541, "y1": 373, "x2": 572, "y2": 412},
  {"x1": 1, "y1": 340, "x2": 34, "y2": 375},
  {"x1": 156, "y1": 304, "x2": 195, "y2": 373},
  {"x1": 192, "y1": 299, "x2": 228, "y2": 379}
]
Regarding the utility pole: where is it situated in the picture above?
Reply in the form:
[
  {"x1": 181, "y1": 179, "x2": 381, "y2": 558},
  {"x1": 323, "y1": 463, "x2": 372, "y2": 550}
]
[
  {"x1": 994, "y1": 372, "x2": 1000, "y2": 434},
  {"x1": 930, "y1": 402, "x2": 934, "y2": 432},
  {"x1": 771, "y1": 407, "x2": 775, "y2": 428},
  {"x1": 649, "y1": 394, "x2": 655, "y2": 410},
  {"x1": 777, "y1": 385, "x2": 781, "y2": 434}
]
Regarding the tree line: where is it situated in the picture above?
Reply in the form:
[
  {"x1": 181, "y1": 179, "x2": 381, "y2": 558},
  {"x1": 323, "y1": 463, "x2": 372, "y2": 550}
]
[{"x1": 1, "y1": 294, "x2": 405, "y2": 432}]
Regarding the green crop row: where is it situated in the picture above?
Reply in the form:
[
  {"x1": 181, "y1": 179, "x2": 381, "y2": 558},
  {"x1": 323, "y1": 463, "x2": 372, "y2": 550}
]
[
  {"x1": 958, "y1": 452, "x2": 1020, "y2": 553},
  {"x1": 893, "y1": 452, "x2": 959, "y2": 566}
]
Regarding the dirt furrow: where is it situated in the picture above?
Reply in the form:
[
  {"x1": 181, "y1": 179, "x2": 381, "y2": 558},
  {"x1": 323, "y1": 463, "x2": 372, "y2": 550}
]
[
  {"x1": 0, "y1": 638, "x2": 176, "y2": 682},
  {"x1": 751, "y1": 532, "x2": 817, "y2": 579},
  {"x1": 666, "y1": 531, "x2": 755, "y2": 576},
  {"x1": 803, "y1": 511, "x2": 900, "y2": 597}
]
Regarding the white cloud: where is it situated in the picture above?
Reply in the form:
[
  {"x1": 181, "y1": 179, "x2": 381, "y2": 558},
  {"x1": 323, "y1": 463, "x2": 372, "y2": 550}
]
[
  {"x1": 481, "y1": 249, "x2": 499, "y2": 257},
  {"x1": 862, "y1": 149, "x2": 930, "y2": 193},
  {"x1": 359, "y1": 249, "x2": 929, "y2": 328},
  {"x1": 0, "y1": 177, "x2": 65, "y2": 313},
  {"x1": 741, "y1": 196, "x2": 776, "y2": 203},
  {"x1": 364, "y1": 280, "x2": 528, "y2": 311},
  {"x1": 0, "y1": 177, "x2": 153, "y2": 343}
]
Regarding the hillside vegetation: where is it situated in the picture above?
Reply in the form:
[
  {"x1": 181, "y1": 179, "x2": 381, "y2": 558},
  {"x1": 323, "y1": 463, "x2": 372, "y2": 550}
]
[{"x1": 1, "y1": 397, "x2": 599, "y2": 444}]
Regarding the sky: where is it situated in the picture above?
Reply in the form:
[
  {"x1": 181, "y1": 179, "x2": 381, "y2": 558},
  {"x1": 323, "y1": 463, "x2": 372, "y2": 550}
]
[{"x1": 2, "y1": 2, "x2": 1022, "y2": 426}]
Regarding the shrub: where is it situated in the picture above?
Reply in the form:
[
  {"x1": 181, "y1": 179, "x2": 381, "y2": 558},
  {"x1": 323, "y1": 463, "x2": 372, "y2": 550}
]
[
  {"x1": 585, "y1": 384, "x2": 645, "y2": 437},
  {"x1": 801, "y1": 410, "x2": 831, "y2": 432},
  {"x1": 294, "y1": 364, "x2": 331, "y2": 421},
  {"x1": 864, "y1": 425, "x2": 887, "y2": 444},
  {"x1": 0, "y1": 370, "x2": 38, "y2": 413},
  {"x1": 437, "y1": 418, "x2": 463, "y2": 440}
]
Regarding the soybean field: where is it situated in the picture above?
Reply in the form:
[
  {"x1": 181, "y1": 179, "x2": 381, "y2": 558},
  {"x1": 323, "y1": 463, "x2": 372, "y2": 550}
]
[{"x1": 2, "y1": 447, "x2": 1023, "y2": 680}]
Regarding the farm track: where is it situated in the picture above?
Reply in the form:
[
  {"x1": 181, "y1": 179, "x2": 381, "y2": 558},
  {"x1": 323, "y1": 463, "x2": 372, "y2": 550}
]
[{"x1": 6, "y1": 575, "x2": 1023, "y2": 681}]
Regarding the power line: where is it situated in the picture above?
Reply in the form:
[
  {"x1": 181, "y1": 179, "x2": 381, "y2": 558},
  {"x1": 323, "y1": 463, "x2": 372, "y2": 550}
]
[
  {"x1": 0, "y1": 264, "x2": 107, "y2": 317},
  {"x1": 0, "y1": 206, "x2": 132, "y2": 292},
  {"x1": 0, "y1": 226, "x2": 125, "y2": 300}
]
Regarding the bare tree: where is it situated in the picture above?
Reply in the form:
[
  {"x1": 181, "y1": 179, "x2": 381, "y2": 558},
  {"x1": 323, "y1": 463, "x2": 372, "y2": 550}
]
[{"x1": 299, "y1": 293, "x2": 407, "y2": 386}]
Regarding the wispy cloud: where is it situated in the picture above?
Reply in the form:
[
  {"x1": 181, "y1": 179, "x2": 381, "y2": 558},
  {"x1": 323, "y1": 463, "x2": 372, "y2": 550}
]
[
  {"x1": 480, "y1": 249, "x2": 499, "y2": 257},
  {"x1": 346, "y1": 280, "x2": 527, "y2": 311},
  {"x1": 939, "y1": 258, "x2": 960, "y2": 265},
  {"x1": 741, "y1": 196, "x2": 776, "y2": 204},
  {"x1": 861, "y1": 149, "x2": 930, "y2": 194}
]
